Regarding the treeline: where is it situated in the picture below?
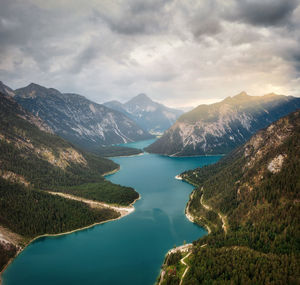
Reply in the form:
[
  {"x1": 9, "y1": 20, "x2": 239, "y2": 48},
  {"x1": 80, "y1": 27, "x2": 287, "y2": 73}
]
[
  {"x1": 87, "y1": 145, "x2": 143, "y2": 157},
  {"x1": 0, "y1": 241, "x2": 18, "y2": 272},
  {"x1": 0, "y1": 178, "x2": 119, "y2": 238},
  {"x1": 0, "y1": 93, "x2": 139, "y2": 206},
  {"x1": 0, "y1": 94, "x2": 137, "y2": 272},
  {"x1": 57, "y1": 181, "x2": 139, "y2": 206},
  {"x1": 184, "y1": 246, "x2": 299, "y2": 284},
  {"x1": 178, "y1": 110, "x2": 300, "y2": 283},
  {"x1": 160, "y1": 251, "x2": 183, "y2": 285}
]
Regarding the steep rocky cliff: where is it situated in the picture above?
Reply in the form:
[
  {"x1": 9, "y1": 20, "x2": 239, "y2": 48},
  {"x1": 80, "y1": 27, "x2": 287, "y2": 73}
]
[
  {"x1": 1, "y1": 81, "x2": 152, "y2": 151},
  {"x1": 146, "y1": 92, "x2": 300, "y2": 156},
  {"x1": 104, "y1": 93, "x2": 183, "y2": 134}
]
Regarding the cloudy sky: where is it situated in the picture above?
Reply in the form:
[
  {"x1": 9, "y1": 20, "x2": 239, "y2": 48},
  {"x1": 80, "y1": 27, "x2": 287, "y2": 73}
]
[{"x1": 0, "y1": 0, "x2": 299, "y2": 108}]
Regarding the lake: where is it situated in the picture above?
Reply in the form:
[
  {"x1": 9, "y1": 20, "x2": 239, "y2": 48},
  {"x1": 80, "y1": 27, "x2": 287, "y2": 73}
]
[{"x1": 2, "y1": 139, "x2": 221, "y2": 285}]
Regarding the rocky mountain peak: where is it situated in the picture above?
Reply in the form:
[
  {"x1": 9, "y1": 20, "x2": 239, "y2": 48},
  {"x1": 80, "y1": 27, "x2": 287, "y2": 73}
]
[
  {"x1": 126, "y1": 93, "x2": 153, "y2": 107},
  {"x1": 146, "y1": 92, "x2": 300, "y2": 156},
  {"x1": 0, "y1": 81, "x2": 16, "y2": 97},
  {"x1": 104, "y1": 94, "x2": 183, "y2": 133},
  {"x1": 1, "y1": 81, "x2": 152, "y2": 149},
  {"x1": 16, "y1": 83, "x2": 61, "y2": 99}
]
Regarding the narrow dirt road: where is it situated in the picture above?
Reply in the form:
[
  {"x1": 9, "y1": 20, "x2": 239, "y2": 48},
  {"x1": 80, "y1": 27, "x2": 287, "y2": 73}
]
[
  {"x1": 200, "y1": 194, "x2": 228, "y2": 234},
  {"x1": 179, "y1": 252, "x2": 191, "y2": 285}
]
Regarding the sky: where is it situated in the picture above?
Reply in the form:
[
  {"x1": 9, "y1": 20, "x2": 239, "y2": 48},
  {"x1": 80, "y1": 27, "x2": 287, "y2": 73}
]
[{"x1": 0, "y1": 0, "x2": 300, "y2": 108}]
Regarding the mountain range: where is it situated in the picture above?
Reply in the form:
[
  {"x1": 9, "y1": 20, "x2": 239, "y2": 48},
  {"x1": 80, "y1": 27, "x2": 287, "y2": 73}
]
[
  {"x1": 146, "y1": 92, "x2": 300, "y2": 156},
  {"x1": 160, "y1": 109, "x2": 300, "y2": 284},
  {"x1": 0, "y1": 81, "x2": 152, "y2": 152},
  {"x1": 104, "y1": 93, "x2": 183, "y2": 134},
  {"x1": 0, "y1": 91, "x2": 139, "y2": 272}
]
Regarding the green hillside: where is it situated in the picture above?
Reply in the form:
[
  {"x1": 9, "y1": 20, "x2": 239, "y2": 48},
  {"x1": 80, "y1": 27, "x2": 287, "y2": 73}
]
[
  {"x1": 0, "y1": 93, "x2": 139, "y2": 271},
  {"x1": 160, "y1": 110, "x2": 300, "y2": 284}
]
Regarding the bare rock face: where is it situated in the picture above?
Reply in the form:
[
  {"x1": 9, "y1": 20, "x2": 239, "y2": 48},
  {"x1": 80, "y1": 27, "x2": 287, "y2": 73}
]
[
  {"x1": 0, "y1": 81, "x2": 53, "y2": 134},
  {"x1": 146, "y1": 92, "x2": 300, "y2": 156},
  {"x1": 104, "y1": 93, "x2": 183, "y2": 134},
  {"x1": 8, "y1": 83, "x2": 152, "y2": 151},
  {"x1": 267, "y1": 154, "x2": 286, "y2": 174}
]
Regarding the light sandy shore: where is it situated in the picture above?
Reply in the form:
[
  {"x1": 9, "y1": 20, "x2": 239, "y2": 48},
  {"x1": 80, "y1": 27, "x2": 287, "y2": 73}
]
[
  {"x1": 102, "y1": 166, "x2": 120, "y2": 177},
  {"x1": 108, "y1": 152, "x2": 144, "y2": 158},
  {"x1": 175, "y1": 174, "x2": 182, "y2": 180},
  {"x1": 47, "y1": 191, "x2": 139, "y2": 216},
  {"x1": 0, "y1": 168, "x2": 140, "y2": 280}
]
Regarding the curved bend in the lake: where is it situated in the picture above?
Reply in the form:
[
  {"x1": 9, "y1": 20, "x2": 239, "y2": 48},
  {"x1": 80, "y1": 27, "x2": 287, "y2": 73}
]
[{"x1": 2, "y1": 139, "x2": 221, "y2": 285}]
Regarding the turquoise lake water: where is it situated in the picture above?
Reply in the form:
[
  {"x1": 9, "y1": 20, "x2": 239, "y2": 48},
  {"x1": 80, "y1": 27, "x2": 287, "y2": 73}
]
[{"x1": 2, "y1": 139, "x2": 221, "y2": 285}]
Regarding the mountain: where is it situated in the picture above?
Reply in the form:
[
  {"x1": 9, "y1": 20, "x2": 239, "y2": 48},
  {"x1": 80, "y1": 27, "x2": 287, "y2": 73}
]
[
  {"x1": 1, "y1": 82, "x2": 152, "y2": 152},
  {"x1": 0, "y1": 92, "x2": 139, "y2": 271},
  {"x1": 146, "y1": 92, "x2": 300, "y2": 156},
  {"x1": 104, "y1": 93, "x2": 184, "y2": 134},
  {"x1": 159, "y1": 109, "x2": 300, "y2": 284}
]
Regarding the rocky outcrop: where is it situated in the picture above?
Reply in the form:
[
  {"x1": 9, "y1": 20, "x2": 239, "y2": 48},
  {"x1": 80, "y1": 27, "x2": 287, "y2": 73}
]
[
  {"x1": 104, "y1": 93, "x2": 183, "y2": 134},
  {"x1": 2, "y1": 82, "x2": 152, "y2": 151},
  {"x1": 146, "y1": 92, "x2": 300, "y2": 156}
]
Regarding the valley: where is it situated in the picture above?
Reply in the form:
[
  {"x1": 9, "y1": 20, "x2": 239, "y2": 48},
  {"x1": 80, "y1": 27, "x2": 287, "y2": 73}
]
[
  {"x1": 1, "y1": 1, "x2": 300, "y2": 283},
  {"x1": 1, "y1": 140, "x2": 220, "y2": 285}
]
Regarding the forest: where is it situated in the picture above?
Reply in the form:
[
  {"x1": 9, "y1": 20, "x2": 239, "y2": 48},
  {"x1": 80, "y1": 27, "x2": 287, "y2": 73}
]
[
  {"x1": 0, "y1": 93, "x2": 139, "y2": 271},
  {"x1": 87, "y1": 145, "x2": 143, "y2": 157},
  {"x1": 0, "y1": 178, "x2": 119, "y2": 238},
  {"x1": 163, "y1": 110, "x2": 300, "y2": 284}
]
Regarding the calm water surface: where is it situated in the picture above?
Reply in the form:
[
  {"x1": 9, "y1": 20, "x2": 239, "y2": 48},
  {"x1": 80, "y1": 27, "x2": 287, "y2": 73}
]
[{"x1": 3, "y1": 139, "x2": 221, "y2": 285}]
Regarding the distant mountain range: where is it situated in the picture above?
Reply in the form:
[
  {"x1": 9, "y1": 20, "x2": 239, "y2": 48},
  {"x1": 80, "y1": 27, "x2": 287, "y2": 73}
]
[
  {"x1": 146, "y1": 92, "x2": 300, "y2": 156},
  {"x1": 0, "y1": 81, "x2": 152, "y2": 151},
  {"x1": 104, "y1": 93, "x2": 184, "y2": 134}
]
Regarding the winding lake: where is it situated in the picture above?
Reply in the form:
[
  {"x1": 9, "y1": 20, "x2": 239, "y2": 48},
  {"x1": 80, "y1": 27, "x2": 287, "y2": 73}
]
[{"x1": 3, "y1": 139, "x2": 221, "y2": 285}]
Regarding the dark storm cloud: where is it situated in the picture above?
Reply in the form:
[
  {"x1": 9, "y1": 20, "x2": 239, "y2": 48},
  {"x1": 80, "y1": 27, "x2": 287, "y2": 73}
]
[
  {"x1": 227, "y1": 0, "x2": 299, "y2": 27},
  {"x1": 0, "y1": 0, "x2": 299, "y2": 105},
  {"x1": 91, "y1": 0, "x2": 171, "y2": 35}
]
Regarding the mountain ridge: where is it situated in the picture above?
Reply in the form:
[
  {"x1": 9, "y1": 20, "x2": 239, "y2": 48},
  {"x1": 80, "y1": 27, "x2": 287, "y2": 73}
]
[
  {"x1": 159, "y1": 109, "x2": 300, "y2": 284},
  {"x1": 0, "y1": 92, "x2": 139, "y2": 272},
  {"x1": 0, "y1": 81, "x2": 153, "y2": 151},
  {"x1": 146, "y1": 92, "x2": 300, "y2": 156},
  {"x1": 104, "y1": 93, "x2": 184, "y2": 134}
]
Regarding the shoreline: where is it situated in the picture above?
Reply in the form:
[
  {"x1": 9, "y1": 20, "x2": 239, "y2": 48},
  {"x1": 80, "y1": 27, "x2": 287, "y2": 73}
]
[
  {"x1": 175, "y1": 174, "x2": 182, "y2": 180},
  {"x1": 147, "y1": 152, "x2": 225, "y2": 158},
  {"x1": 0, "y1": 194, "x2": 140, "y2": 280},
  {"x1": 158, "y1": 176, "x2": 211, "y2": 285},
  {"x1": 158, "y1": 243, "x2": 193, "y2": 285},
  {"x1": 183, "y1": 181, "x2": 212, "y2": 234},
  {"x1": 102, "y1": 166, "x2": 120, "y2": 177},
  {"x1": 0, "y1": 166, "x2": 141, "y2": 282},
  {"x1": 108, "y1": 152, "x2": 144, "y2": 159}
]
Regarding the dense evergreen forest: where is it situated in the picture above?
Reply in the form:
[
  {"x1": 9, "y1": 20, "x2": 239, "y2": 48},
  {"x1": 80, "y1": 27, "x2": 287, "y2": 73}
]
[
  {"x1": 0, "y1": 93, "x2": 138, "y2": 205},
  {"x1": 162, "y1": 110, "x2": 300, "y2": 284},
  {"x1": 0, "y1": 178, "x2": 119, "y2": 238},
  {"x1": 0, "y1": 93, "x2": 139, "y2": 271},
  {"x1": 58, "y1": 182, "x2": 139, "y2": 206},
  {"x1": 87, "y1": 145, "x2": 143, "y2": 157}
]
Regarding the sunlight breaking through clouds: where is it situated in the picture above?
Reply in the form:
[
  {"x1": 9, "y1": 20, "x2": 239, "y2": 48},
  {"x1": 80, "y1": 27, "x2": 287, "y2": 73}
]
[{"x1": 0, "y1": 0, "x2": 299, "y2": 107}]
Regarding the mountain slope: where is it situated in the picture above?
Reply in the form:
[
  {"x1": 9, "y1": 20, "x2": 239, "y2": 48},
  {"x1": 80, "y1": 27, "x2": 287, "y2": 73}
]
[
  {"x1": 0, "y1": 92, "x2": 139, "y2": 271},
  {"x1": 104, "y1": 93, "x2": 183, "y2": 134},
  {"x1": 146, "y1": 92, "x2": 300, "y2": 156},
  {"x1": 4, "y1": 82, "x2": 152, "y2": 151},
  {"x1": 160, "y1": 110, "x2": 300, "y2": 284}
]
